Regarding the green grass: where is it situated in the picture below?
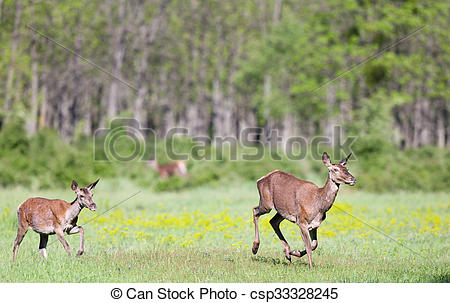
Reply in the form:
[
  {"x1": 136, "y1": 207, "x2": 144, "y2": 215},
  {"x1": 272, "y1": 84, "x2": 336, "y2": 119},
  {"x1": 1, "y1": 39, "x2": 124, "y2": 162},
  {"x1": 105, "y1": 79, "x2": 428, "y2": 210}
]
[{"x1": 0, "y1": 180, "x2": 448, "y2": 282}]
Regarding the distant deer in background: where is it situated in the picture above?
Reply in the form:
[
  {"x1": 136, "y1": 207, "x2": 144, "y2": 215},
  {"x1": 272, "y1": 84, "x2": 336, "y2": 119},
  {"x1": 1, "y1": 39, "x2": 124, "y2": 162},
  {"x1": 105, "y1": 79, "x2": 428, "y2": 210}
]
[
  {"x1": 252, "y1": 152, "x2": 356, "y2": 269},
  {"x1": 148, "y1": 159, "x2": 188, "y2": 179},
  {"x1": 13, "y1": 179, "x2": 99, "y2": 262}
]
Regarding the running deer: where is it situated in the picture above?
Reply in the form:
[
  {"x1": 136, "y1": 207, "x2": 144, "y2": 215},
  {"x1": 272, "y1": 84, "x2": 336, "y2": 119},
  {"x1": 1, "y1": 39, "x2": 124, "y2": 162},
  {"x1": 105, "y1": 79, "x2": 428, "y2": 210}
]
[
  {"x1": 12, "y1": 179, "x2": 99, "y2": 262},
  {"x1": 252, "y1": 152, "x2": 356, "y2": 269},
  {"x1": 148, "y1": 160, "x2": 188, "y2": 179}
]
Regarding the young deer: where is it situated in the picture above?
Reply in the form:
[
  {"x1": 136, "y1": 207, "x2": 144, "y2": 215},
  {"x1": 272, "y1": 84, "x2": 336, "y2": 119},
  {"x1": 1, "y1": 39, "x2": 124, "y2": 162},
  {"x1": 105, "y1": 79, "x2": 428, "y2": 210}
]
[
  {"x1": 12, "y1": 179, "x2": 99, "y2": 262},
  {"x1": 252, "y1": 152, "x2": 356, "y2": 269},
  {"x1": 148, "y1": 159, "x2": 188, "y2": 179}
]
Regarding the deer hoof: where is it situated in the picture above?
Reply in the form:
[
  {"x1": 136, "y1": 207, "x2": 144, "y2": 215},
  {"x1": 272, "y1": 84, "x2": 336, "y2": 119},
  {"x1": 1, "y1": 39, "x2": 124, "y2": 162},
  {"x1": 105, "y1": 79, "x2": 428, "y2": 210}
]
[
  {"x1": 76, "y1": 250, "x2": 84, "y2": 256},
  {"x1": 285, "y1": 254, "x2": 291, "y2": 262},
  {"x1": 252, "y1": 243, "x2": 259, "y2": 255}
]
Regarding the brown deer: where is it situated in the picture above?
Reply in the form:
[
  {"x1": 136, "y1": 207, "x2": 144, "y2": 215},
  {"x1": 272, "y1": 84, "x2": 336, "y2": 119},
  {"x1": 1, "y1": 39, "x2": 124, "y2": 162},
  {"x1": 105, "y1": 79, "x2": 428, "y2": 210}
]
[
  {"x1": 252, "y1": 152, "x2": 356, "y2": 269},
  {"x1": 148, "y1": 159, "x2": 188, "y2": 179},
  {"x1": 12, "y1": 179, "x2": 99, "y2": 262}
]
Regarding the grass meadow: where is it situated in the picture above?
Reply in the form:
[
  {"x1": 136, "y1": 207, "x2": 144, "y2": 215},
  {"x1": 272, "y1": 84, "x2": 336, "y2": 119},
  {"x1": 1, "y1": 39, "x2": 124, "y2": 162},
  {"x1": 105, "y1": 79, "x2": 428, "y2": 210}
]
[{"x1": 0, "y1": 179, "x2": 448, "y2": 282}]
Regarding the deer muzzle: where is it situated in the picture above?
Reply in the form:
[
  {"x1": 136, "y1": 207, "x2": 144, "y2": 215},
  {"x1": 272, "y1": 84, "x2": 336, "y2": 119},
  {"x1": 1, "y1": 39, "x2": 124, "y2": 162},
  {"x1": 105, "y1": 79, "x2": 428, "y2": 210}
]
[{"x1": 88, "y1": 203, "x2": 97, "y2": 211}]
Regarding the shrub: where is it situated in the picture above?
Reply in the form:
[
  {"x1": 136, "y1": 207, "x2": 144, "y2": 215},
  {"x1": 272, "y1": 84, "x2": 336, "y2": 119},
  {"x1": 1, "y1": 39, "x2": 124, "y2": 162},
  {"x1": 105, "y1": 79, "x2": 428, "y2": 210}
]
[{"x1": 0, "y1": 120, "x2": 447, "y2": 192}]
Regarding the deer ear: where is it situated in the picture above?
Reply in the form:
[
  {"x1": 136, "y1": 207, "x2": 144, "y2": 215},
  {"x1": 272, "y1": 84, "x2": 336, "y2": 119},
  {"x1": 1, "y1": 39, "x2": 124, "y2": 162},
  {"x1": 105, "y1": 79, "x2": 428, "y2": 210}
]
[
  {"x1": 86, "y1": 179, "x2": 100, "y2": 190},
  {"x1": 71, "y1": 180, "x2": 79, "y2": 191},
  {"x1": 339, "y1": 153, "x2": 352, "y2": 166},
  {"x1": 322, "y1": 152, "x2": 332, "y2": 167}
]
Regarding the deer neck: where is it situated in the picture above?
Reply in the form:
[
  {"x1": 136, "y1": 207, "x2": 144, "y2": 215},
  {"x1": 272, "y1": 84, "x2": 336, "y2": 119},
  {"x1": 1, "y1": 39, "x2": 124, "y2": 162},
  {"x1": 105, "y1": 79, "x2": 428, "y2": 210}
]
[
  {"x1": 319, "y1": 173, "x2": 340, "y2": 211},
  {"x1": 67, "y1": 198, "x2": 83, "y2": 221}
]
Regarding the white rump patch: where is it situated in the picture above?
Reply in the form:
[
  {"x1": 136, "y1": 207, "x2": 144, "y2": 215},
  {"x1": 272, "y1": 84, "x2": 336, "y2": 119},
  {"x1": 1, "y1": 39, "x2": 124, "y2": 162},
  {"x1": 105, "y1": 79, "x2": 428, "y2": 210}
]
[{"x1": 178, "y1": 162, "x2": 187, "y2": 174}]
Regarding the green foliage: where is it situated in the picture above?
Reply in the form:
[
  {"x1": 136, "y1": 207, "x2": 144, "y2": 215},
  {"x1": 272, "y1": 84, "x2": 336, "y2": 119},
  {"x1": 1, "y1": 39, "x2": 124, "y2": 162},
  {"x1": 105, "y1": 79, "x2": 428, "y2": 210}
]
[
  {"x1": 0, "y1": 118, "x2": 29, "y2": 155},
  {"x1": 0, "y1": 120, "x2": 447, "y2": 192},
  {"x1": 154, "y1": 176, "x2": 189, "y2": 192},
  {"x1": 0, "y1": 120, "x2": 96, "y2": 189},
  {"x1": 355, "y1": 146, "x2": 450, "y2": 192}
]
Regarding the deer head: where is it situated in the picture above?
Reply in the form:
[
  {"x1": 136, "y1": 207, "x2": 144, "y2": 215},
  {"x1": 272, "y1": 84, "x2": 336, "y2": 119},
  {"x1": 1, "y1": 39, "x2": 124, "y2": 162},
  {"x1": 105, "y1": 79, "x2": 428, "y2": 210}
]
[
  {"x1": 322, "y1": 152, "x2": 356, "y2": 186},
  {"x1": 71, "y1": 179, "x2": 99, "y2": 211}
]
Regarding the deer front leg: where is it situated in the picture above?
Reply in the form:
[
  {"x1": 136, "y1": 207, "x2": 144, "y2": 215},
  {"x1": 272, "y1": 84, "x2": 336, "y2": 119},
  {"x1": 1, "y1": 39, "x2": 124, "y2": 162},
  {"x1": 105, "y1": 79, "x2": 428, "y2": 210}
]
[
  {"x1": 55, "y1": 230, "x2": 71, "y2": 257},
  {"x1": 298, "y1": 224, "x2": 314, "y2": 269},
  {"x1": 290, "y1": 228, "x2": 318, "y2": 258},
  {"x1": 39, "y1": 234, "x2": 49, "y2": 259},
  {"x1": 68, "y1": 226, "x2": 85, "y2": 256}
]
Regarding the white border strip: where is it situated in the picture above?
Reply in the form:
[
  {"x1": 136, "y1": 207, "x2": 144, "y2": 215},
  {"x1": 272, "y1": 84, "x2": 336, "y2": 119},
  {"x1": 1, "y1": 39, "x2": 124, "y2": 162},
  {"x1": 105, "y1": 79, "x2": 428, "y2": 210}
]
[{"x1": 0, "y1": 283, "x2": 445, "y2": 303}]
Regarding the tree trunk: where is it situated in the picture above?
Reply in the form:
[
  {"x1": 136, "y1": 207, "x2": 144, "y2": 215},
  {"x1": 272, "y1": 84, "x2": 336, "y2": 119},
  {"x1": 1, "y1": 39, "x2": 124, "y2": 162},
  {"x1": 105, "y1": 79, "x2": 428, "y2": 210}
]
[
  {"x1": 436, "y1": 100, "x2": 445, "y2": 148},
  {"x1": 81, "y1": 91, "x2": 92, "y2": 136},
  {"x1": 0, "y1": 0, "x2": 4, "y2": 22},
  {"x1": 38, "y1": 81, "x2": 49, "y2": 129},
  {"x1": 4, "y1": 0, "x2": 22, "y2": 114},
  {"x1": 212, "y1": 74, "x2": 225, "y2": 136},
  {"x1": 324, "y1": 85, "x2": 338, "y2": 146},
  {"x1": 263, "y1": 74, "x2": 273, "y2": 141},
  {"x1": 27, "y1": 39, "x2": 39, "y2": 135},
  {"x1": 281, "y1": 114, "x2": 297, "y2": 151},
  {"x1": 106, "y1": 0, "x2": 127, "y2": 121},
  {"x1": 133, "y1": 0, "x2": 169, "y2": 128},
  {"x1": 412, "y1": 99, "x2": 422, "y2": 148},
  {"x1": 273, "y1": 0, "x2": 282, "y2": 24},
  {"x1": 446, "y1": 101, "x2": 450, "y2": 148},
  {"x1": 260, "y1": 0, "x2": 282, "y2": 142}
]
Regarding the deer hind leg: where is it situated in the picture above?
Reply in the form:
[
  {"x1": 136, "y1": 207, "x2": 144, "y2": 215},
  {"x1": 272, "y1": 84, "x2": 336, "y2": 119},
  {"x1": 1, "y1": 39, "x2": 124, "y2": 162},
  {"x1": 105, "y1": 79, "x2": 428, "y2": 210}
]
[
  {"x1": 252, "y1": 206, "x2": 270, "y2": 255},
  {"x1": 12, "y1": 225, "x2": 28, "y2": 262},
  {"x1": 269, "y1": 213, "x2": 292, "y2": 262},
  {"x1": 290, "y1": 228, "x2": 318, "y2": 258},
  {"x1": 68, "y1": 226, "x2": 85, "y2": 256},
  {"x1": 38, "y1": 234, "x2": 49, "y2": 259},
  {"x1": 55, "y1": 230, "x2": 71, "y2": 257}
]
